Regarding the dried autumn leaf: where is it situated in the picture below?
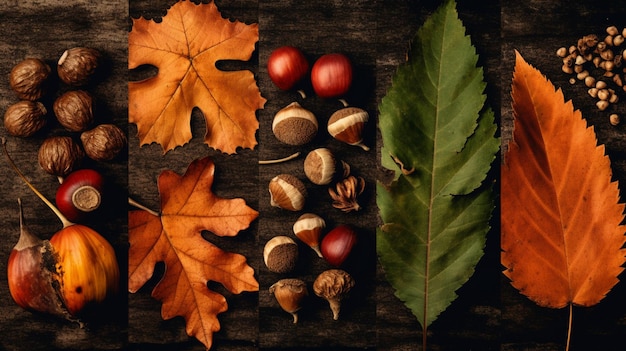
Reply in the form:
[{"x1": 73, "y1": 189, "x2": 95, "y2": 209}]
[
  {"x1": 129, "y1": 0, "x2": 266, "y2": 154},
  {"x1": 129, "y1": 157, "x2": 259, "y2": 350},
  {"x1": 377, "y1": 0, "x2": 499, "y2": 345},
  {"x1": 502, "y1": 51, "x2": 625, "y2": 323}
]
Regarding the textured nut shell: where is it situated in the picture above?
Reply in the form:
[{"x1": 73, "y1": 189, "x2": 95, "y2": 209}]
[
  {"x1": 4, "y1": 101, "x2": 47, "y2": 137},
  {"x1": 57, "y1": 47, "x2": 100, "y2": 86},
  {"x1": 313, "y1": 269, "x2": 355, "y2": 320},
  {"x1": 304, "y1": 148, "x2": 336, "y2": 185},
  {"x1": 263, "y1": 236, "x2": 298, "y2": 273},
  {"x1": 272, "y1": 102, "x2": 318, "y2": 145},
  {"x1": 269, "y1": 278, "x2": 308, "y2": 313},
  {"x1": 9, "y1": 58, "x2": 51, "y2": 101},
  {"x1": 80, "y1": 124, "x2": 127, "y2": 161},
  {"x1": 53, "y1": 90, "x2": 94, "y2": 132},
  {"x1": 38, "y1": 136, "x2": 84, "y2": 176},
  {"x1": 269, "y1": 174, "x2": 307, "y2": 211},
  {"x1": 327, "y1": 107, "x2": 368, "y2": 147},
  {"x1": 313, "y1": 269, "x2": 355, "y2": 298},
  {"x1": 293, "y1": 213, "x2": 325, "y2": 257}
]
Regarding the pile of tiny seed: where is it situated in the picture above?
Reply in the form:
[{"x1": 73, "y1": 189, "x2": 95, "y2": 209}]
[{"x1": 556, "y1": 25, "x2": 626, "y2": 126}]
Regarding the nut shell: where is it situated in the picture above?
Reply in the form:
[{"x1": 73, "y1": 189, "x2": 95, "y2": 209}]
[
  {"x1": 304, "y1": 148, "x2": 337, "y2": 185},
  {"x1": 327, "y1": 107, "x2": 369, "y2": 151},
  {"x1": 269, "y1": 174, "x2": 307, "y2": 211},
  {"x1": 293, "y1": 213, "x2": 325, "y2": 257},
  {"x1": 9, "y1": 58, "x2": 51, "y2": 101},
  {"x1": 57, "y1": 47, "x2": 100, "y2": 86},
  {"x1": 4, "y1": 101, "x2": 48, "y2": 137},
  {"x1": 269, "y1": 278, "x2": 308, "y2": 323},
  {"x1": 80, "y1": 123, "x2": 127, "y2": 161},
  {"x1": 272, "y1": 102, "x2": 318, "y2": 145},
  {"x1": 313, "y1": 269, "x2": 355, "y2": 320},
  {"x1": 53, "y1": 90, "x2": 94, "y2": 132},
  {"x1": 263, "y1": 236, "x2": 299, "y2": 274},
  {"x1": 38, "y1": 136, "x2": 84, "y2": 177}
]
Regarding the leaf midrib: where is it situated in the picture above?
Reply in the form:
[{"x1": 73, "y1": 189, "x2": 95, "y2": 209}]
[{"x1": 425, "y1": 14, "x2": 449, "y2": 330}]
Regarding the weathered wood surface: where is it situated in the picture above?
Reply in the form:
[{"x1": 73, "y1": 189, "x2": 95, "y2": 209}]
[
  {"x1": 0, "y1": 1, "x2": 129, "y2": 351},
  {"x1": 1, "y1": 0, "x2": 625, "y2": 350}
]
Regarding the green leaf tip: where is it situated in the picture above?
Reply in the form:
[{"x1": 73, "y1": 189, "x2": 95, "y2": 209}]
[{"x1": 376, "y1": 0, "x2": 499, "y2": 334}]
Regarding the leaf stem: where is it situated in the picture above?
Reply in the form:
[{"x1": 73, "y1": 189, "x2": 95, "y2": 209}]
[
  {"x1": 566, "y1": 303, "x2": 573, "y2": 351},
  {"x1": 128, "y1": 197, "x2": 160, "y2": 217},
  {"x1": 258, "y1": 151, "x2": 300, "y2": 165},
  {"x1": 2, "y1": 138, "x2": 73, "y2": 228}
]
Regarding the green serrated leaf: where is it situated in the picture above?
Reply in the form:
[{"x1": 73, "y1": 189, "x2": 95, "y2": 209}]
[{"x1": 376, "y1": 0, "x2": 499, "y2": 331}]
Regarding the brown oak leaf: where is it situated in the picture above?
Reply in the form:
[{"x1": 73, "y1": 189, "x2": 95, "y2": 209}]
[
  {"x1": 129, "y1": 0, "x2": 266, "y2": 154},
  {"x1": 129, "y1": 157, "x2": 259, "y2": 350},
  {"x1": 502, "y1": 51, "x2": 626, "y2": 309}
]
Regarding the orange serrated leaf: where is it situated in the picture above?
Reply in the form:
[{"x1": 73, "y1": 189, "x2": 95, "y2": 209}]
[
  {"x1": 129, "y1": 157, "x2": 259, "y2": 350},
  {"x1": 129, "y1": 0, "x2": 266, "y2": 154},
  {"x1": 502, "y1": 51, "x2": 626, "y2": 309}
]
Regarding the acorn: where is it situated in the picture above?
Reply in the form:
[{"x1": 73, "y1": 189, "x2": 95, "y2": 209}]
[
  {"x1": 293, "y1": 213, "x2": 325, "y2": 257},
  {"x1": 263, "y1": 236, "x2": 299, "y2": 274},
  {"x1": 327, "y1": 106, "x2": 369, "y2": 151},
  {"x1": 303, "y1": 148, "x2": 337, "y2": 185},
  {"x1": 269, "y1": 278, "x2": 308, "y2": 323},
  {"x1": 269, "y1": 174, "x2": 307, "y2": 211},
  {"x1": 272, "y1": 102, "x2": 318, "y2": 146}
]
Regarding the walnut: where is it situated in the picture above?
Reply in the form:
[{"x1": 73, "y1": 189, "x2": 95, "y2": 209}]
[
  {"x1": 313, "y1": 269, "x2": 355, "y2": 320},
  {"x1": 80, "y1": 124, "x2": 127, "y2": 161},
  {"x1": 4, "y1": 101, "x2": 48, "y2": 137},
  {"x1": 53, "y1": 90, "x2": 94, "y2": 132},
  {"x1": 57, "y1": 47, "x2": 100, "y2": 86},
  {"x1": 9, "y1": 58, "x2": 51, "y2": 101},
  {"x1": 38, "y1": 136, "x2": 84, "y2": 177}
]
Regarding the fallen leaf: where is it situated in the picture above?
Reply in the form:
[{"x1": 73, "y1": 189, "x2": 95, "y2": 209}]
[
  {"x1": 502, "y1": 52, "x2": 626, "y2": 308},
  {"x1": 129, "y1": 0, "x2": 266, "y2": 154},
  {"x1": 129, "y1": 157, "x2": 259, "y2": 350},
  {"x1": 377, "y1": 0, "x2": 499, "y2": 344}
]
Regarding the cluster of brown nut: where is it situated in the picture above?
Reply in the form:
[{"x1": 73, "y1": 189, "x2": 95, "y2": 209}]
[
  {"x1": 271, "y1": 100, "x2": 369, "y2": 150},
  {"x1": 3, "y1": 47, "x2": 126, "y2": 177},
  {"x1": 265, "y1": 117, "x2": 367, "y2": 322},
  {"x1": 264, "y1": 156, "x2": 362, "y2": 322},
  {"x1": 268, "y1": 149, "x2": 364, "y2": 213},
  {"x1": 556, "y1": 25, "x2": 626, "y2": 126},
  {"x1": 268, "y1": 270, "x2": 355, "y2": 324}
]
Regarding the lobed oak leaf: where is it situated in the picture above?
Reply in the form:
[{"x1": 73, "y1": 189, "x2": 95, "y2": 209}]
[
  {"x1": 129, "y1": 0, "x2": 266, "y2": 154},
  {"x1": 129, "y1": 157, "x2": 259, "y2": 350}
]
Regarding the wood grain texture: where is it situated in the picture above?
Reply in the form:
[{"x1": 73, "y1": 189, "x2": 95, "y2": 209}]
[{"x1": 0, "y1": 0, "x2": 624, "y2": 350}]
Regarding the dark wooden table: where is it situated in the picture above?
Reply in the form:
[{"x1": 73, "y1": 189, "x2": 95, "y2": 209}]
[
  {"x1": 0, "y1": 1, "x2": 129, "y2": 351},
  {"x1": 1, "y1": 1, "x2": 625, "y2": 350}
]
